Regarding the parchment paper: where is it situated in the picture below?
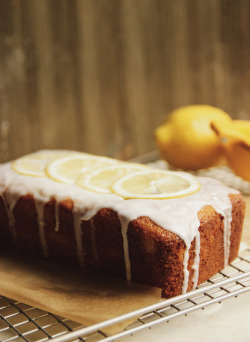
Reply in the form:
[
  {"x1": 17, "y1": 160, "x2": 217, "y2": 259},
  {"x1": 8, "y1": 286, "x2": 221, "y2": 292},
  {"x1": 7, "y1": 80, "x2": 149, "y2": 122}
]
[{"x1": 0, "y1": 250, "x2": 161, "y2": 334}]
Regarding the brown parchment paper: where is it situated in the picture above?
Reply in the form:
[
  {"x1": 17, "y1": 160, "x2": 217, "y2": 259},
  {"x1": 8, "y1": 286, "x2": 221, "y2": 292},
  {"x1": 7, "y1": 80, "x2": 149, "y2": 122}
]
[{"x1": 0, "y1": 250, "x2": 161, "y2": 335}]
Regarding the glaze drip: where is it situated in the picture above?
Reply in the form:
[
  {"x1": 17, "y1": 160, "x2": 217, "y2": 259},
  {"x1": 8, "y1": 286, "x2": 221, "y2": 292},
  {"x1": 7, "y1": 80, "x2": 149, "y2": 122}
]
[
  {"x1": 34, "y1": 200, "x2": 48, "y2": 258},
  {"x1": 182, "y1": 244, "x2": 191, "y2": 293},
  {"x1": 54, "y1": 201, "x2": 60, "y2": 232},
  {"x1": 74, "y1": 212, "x2": 85, "y2": 267},
  {"x1": 192, "y1": 232, "x2": 201, "y2": 290},
  {"x1": 118, "y1": 215, "x2": 132, "y2": 282},
  {"x1": 90, "y1": 217, "x2": 98, "y2": 263},
  {"x1": 2, "y1": 192, "x2": 17, "y2": 245}
]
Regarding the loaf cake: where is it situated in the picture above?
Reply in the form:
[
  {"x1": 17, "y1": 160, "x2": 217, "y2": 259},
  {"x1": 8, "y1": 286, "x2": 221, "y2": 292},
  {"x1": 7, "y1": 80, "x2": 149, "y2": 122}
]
[{"x1": 0, "y1": 150, "x2": 246, "y2": 298}]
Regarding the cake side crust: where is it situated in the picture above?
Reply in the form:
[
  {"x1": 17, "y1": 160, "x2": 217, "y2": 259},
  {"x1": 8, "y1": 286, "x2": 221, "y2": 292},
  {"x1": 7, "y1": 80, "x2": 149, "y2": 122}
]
[{"x1": 0, "y1": 191, "x2": 245, "y2": 298}]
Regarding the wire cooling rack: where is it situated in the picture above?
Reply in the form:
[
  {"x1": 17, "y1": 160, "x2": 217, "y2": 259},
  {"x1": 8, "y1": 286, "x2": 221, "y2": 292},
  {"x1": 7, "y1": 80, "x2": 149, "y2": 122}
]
[
  {"x1": 1, "y1": 152, "x2": 250, "y2": 342},
  {"x1": 0, "y1": 248, "x2": 250, "y2": 342}
]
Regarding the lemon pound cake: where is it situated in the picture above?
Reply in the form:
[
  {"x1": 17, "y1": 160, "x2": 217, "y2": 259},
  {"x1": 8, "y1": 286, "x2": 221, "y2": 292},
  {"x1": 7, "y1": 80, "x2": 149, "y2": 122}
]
[{"x1": 0, "y1": 150, "x2": 246, "y2": 298}]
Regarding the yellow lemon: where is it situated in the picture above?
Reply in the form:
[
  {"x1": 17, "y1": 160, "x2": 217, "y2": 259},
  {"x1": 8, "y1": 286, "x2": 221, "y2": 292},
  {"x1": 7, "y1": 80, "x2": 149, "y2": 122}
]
[
  {"x1": 77, "y1": 163, "x2": 146, "y2": 194},
  {"x1": 46, "y1": 154, "x2": 118, "y2": 184},
  {"x1": 112, "y1": 169, "x2": 200, "y2": 199},
  {"x1": 155, "y1": 105, "x2": 232, "y2": 170},
  {"x1": 11, "y1": 150, "x2": 73, "y2": 177},
  {"x1": 212, "y1": 120, "x2": 250, "y2": 182}
]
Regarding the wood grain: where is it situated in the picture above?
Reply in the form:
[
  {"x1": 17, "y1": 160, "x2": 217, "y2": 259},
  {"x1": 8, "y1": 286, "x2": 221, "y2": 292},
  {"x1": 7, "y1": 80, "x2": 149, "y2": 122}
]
[{"x1": 0, "y1": 0, "x2": 249, "y2": 162}]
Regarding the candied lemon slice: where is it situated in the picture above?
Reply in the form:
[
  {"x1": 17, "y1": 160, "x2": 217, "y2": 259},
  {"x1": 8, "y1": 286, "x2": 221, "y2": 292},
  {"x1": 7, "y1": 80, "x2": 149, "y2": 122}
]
[
  {"x1": 46, "y1": 154, "x2": 118, "y2": 184},
  {"x1": 77, "y1": 163, "x2": 147, "y2": 194},
  {"x1": 111, "y1": 170, "x2": 200, "y2": 199},
  {"x1": 11, "y1": 150, "x2": 72, "y2": 177}
]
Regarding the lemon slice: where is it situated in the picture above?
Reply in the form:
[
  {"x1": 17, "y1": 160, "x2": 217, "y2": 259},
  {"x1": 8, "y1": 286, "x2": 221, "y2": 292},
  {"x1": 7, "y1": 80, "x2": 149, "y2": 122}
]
[
  {"x1": 111, "y1": 170, "x2": 200, "y2": 199},
  {"x1": 46, "y1": 154, "x2": 118, "y2": 184},
  {"x1": 77, "y1": 163, "x2": 147, "y2": 194},
  {"x1": 11, "y1": 150, "x2": 73, "y2": 177}
]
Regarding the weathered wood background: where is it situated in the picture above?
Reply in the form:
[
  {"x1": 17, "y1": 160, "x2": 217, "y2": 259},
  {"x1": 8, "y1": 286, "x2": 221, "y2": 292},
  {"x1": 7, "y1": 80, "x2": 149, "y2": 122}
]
[{"x1": 0, "y1": 0, "x2": 249, "y2": 162}]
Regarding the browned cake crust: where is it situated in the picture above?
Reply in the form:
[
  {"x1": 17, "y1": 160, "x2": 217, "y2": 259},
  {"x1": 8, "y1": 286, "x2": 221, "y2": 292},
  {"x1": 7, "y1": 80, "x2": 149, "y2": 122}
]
[{"x1": 0, "y1": 192, "x2": 245, "y2": 298}]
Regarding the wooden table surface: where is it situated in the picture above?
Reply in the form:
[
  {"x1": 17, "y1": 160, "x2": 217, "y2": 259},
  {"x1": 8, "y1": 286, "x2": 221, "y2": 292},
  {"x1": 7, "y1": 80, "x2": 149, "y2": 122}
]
[{"x1": 242, "y1": 196, "x2": 250, "y2": 245}]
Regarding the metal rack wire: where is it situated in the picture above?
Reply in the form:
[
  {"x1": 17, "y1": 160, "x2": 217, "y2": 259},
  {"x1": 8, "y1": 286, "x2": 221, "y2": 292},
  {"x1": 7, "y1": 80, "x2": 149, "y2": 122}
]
[{"x1": 0, "y1": 248, "x2": 250, "y2": 342}]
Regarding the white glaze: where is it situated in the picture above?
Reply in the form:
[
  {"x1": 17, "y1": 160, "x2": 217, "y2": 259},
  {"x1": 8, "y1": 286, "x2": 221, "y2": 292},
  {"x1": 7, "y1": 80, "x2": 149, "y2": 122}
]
[
  {"x1": 0, "y1": 154, "x2": 239, "y2": 293},
  {"x1": 90, "y1": 217, "x2": 98, "y2": 263},
  {"x1": 118, "y1": 215, "x2": 132, "y2": 281},
  {"x1": 34, "y1": 200, "x2": 48, "y2": 257},
  {"x1": 182, "y1": 246, "x2": 190, "y2": 293},
  {"x1": 1, "y1": 192, "x2": 17, "y2": 245},
  {"x1": 73, "y1": 211, "x2": 85, "y2": 267},
  {"x1": 54, "y1": 201, "x2": 60, "y2": 232},
  {"x1": 192, "y1": 232, "x2": 201, "y2": 289}
]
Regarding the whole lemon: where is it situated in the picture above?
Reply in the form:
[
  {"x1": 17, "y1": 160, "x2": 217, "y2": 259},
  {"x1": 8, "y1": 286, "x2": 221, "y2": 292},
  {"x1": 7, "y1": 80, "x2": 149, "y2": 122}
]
[
  {"x1": 212, "y1": 120, "x2": 250, "y2": 182},
  {"x1": 155, "y1": 105, "x2": 232, "y2": 170}
]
